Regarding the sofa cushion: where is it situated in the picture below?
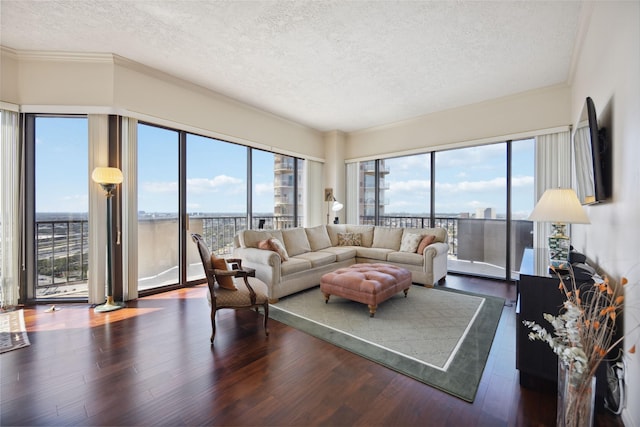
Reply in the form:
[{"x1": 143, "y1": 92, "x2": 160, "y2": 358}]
[
  {"x1": 372, "y1": 227, "x2": 403, "y2": 250},
  {"x1": 400, "y1": 232, "x2": 423, "y2": 253},
  {"x1": 280, "y1": 257, "x2": 313, "y2": 276},
  {"x1": 420, "y1": 227, "x2": 447, "y2": 243},
  {"x1": 317, "y1": 246, "x2": 357, "y2": 262},
  {"x1": 337, "y1": 232, "x2": 362, "y2": 246},
  {"x1": 326, "y1": 224, "x2": 347, "y2": 246},
  {"x1": 346, "y1": 225, "x2": 374, "y2": 247},
  {"x1": 293, "y1": 251, "x2": 336, "y2": 268},
  {"x1": 281, "y1": 228, "x2": 312, "y2": 257},
  {"x1": 387, "y1": 251, "x2": 424, "y2": 266},
  {"x1": 305, "y1": 225, "x2": 332, "y2": 251},
  {"x1": 240, "y1": 229, "x2": 284, "y2": 248},
  {"x1": 417, "y1": 235, "x2": 436, "y2": 254},
  {"x1": 355, "y1": 247, "x2": 393, "y2": 261}
]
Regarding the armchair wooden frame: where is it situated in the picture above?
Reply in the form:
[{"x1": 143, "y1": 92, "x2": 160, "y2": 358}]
[{"x1": 191, "y1": 233, "x2": 269, "y2": 343}]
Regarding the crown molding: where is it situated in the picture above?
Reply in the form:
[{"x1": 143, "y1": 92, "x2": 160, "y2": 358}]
[{"x1": 14, "y1": 49, "x2": 114, "y2": 63}]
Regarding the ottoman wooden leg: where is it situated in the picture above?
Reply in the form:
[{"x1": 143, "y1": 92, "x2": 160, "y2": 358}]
[
  {"x1": 323, "y1": 292, "x2": 331, "y2": 303},
  {"x1": 403, "y1": 289, "x2": 409, "y2": 297},
  {"x1": 368, "y1": 305, "x2": 377, "y2": 317}
]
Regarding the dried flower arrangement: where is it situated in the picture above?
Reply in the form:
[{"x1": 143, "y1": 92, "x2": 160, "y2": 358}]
[{"x1": 523, "y1": 264, "x2": 637, "y2": 426}]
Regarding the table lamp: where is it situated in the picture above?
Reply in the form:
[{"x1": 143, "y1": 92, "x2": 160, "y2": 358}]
[{"x1": 528, "y1": 188, "x2": 590, "y2": 270}]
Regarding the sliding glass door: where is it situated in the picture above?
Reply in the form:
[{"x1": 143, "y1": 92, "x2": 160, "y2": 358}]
[
  {"x1": 31, "y1": 116, "x2": 90, "y2": 299},
  {"x1": 137, "y1": 123, "x2": 180, "y2": 291}
]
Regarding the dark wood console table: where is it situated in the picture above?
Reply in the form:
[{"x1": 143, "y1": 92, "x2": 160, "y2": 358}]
[{"x1": 515, "y1": 247, "x2": 608, "y2": 407}]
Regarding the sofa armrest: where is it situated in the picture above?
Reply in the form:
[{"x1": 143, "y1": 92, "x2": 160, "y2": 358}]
[
  {"x1": 422, "y1": 242, "x2": 449, "y2": 259},
  {"x1": 233, "y1": 247, "x2": 281, "y2": 266}
]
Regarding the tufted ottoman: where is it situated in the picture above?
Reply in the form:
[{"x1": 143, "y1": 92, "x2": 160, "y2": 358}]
[{"x1": 320, "y1": 263, "x2": 412, "y2": 317}]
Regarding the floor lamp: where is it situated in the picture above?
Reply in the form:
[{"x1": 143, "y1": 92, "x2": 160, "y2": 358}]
[
  {"x1": 528, "y1": 188, "x2": 590, "y2": 270},
  {"x1": 92, "y1": 167, "x2": 124, "y2": 313}
]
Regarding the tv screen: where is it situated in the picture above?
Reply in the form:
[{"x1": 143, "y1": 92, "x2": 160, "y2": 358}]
[{"x1": 573, "y1": 97, "x2": 608, "y2": 205}]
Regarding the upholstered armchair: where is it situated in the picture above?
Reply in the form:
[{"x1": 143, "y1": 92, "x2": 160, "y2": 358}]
[{"x1": 191, "y1": 233, "x2": 269, "y2": 343}]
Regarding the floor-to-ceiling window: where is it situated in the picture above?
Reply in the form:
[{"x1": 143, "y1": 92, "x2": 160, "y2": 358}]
[
  {"x1": 137, "y1": 123, "x2": 180, "y2": 291},
  {"x1": 436, "y1": 143, "x2": 508, "y2": 278},
  {"x1": 32, "y1": 116, "x2": 89, "y2": 299},
  {"x1": 356, "y1": 138, "x2": 535, "y2": 281},
  {"x1": 186, "y1": 134, "x2": 248, "y2": 282},
  {"x1": 379, "y1": 154, "x2": 431, "y2": 228}
]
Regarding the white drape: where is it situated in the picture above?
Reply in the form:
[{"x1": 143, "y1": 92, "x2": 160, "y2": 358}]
[
  {"x1": 122, "y1": 117, "x2": 138, "y2": 300},
  {"x1": 87, "y1": 115, "x2": 110, "y2": 304},
  {"x1": 304, "y1": 160, "x2": 323, "y2": 226},
  {"x1": 346, "y1": 162, "x2": 358, "y2": 224},
  {"x1": 0, "y1": 110, "x2": 21, "y2": 309},
  {"x1": 534, "y1": 130, "x2": 572, "y2": 248}
]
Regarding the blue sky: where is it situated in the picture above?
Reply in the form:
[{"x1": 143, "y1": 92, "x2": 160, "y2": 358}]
[{"x1": 36, "y1": 117, "x2": 535, "y2": 218}]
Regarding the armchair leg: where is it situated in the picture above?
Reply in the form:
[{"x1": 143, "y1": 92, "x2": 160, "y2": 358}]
[
  {"x1": 262, "y1": 302, "x2": 270, "y2": 336},
  {"x1": 210, "y1": 309, "x2": 217, "y2": 344}
]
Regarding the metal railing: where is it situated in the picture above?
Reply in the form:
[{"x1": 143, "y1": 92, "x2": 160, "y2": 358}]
[
  {"x1": 35, "y1": 220, "x2": 89, "y2": 289},
  {"x1": 34, "y1": 215, "x2": 532, "y2": 296}
]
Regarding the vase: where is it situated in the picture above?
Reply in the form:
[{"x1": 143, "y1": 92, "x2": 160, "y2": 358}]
[{"x1": 557, "y1": 361, "x2": 596, "y2": 427}]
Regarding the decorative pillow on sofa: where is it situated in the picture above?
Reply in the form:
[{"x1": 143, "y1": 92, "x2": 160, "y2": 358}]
[
  {"x1": 337, "y1": 232, "x2": 362, "y2": 246},
  {"x1": 270, "y1": 238, "x2": 289, "y2": 261},
  {"x1": 258, "y1": 238, "x2": 289, "y2": 261},
  {"x1": 400, "y1": 232, "x2": 423, "y2": 253},
  {"x1": 210, "y1": 255, "x2": 237, "y2": 291},
  {"x1": 417, "y1": 235, "x2": 436, "y2": 254}
]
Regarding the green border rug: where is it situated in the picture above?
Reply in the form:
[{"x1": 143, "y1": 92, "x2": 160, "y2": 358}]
[{"x1": 269, "y1": 285, "x2": 504, "y2": 402}]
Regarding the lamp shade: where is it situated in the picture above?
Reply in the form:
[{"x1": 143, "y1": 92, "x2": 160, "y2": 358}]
[
  {"x1": 528, "y1": 188, "x2": 590, "y2": 224},
  {"x1": 331, "y1": 201, "x2": 344, "y2": 212},
  {"x1": 92, "y1": 167, "x2": 123, "y2": 185}
]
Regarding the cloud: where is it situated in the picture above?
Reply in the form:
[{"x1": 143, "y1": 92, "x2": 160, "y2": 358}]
[
  {"x1": 254, "y1": 182, "x2": 274, "y2": 196},
  {"x1": 388, "y1": 179, "x2": 430, "y2": 193},
  {"x1": 141, "y1": 181, "x2": 179, "y2": 193},
  {"x1": 436, "y1": 177, "x2": 507, "y2": 193},
  {"x1": 142, "y1": 175, "x2": 244, "y2": 194}
]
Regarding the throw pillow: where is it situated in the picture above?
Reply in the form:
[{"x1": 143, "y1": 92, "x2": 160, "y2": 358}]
[
  {"x1": 258, "y1": 239, "x2": 272, "y2": 251},
  {"x1": 400, "y1": 232, "x2": 422, "y2": 253},
  {"x1": 337, "y1": 232, "x2": 362, "y2": 246},
  {"x1": 210, "y1": 255, "x2": 237, "y2": 291},
  {"x1": 269, "y1": 238, "x2": 289, "y2": 261},
  {"x1": 417, "y1": 235, "x2": 436, "y2": 254},
  {"x1": 257, "y1": 238, "x2": 289, "y2": 261}
]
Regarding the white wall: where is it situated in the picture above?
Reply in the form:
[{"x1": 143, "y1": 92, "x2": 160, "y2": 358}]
[
  {"x1": 0, "y1": 48, "x2": 325, "y2": 161},
  {"x1": 570, "y1": 2, "x2": 640, "y2": 425},
  {"x1": 346, "y1": 84, "x2": 571, "y2": 161}
]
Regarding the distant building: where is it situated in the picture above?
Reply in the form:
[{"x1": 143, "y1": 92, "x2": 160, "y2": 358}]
[
  {"x1": 475, "y1": 207, "x2": 496, "y2": 219},
  {"x1": 359, "y1": 160, "x2": 389, "y2": 220},
  {"x1": 273, "y1": 155, "x2": 303, "y2": 229}
]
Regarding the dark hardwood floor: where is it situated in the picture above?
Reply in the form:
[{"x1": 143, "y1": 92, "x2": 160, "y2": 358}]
[{"x1": 1, "y1": 275, "x2": 624, "y2": 426}]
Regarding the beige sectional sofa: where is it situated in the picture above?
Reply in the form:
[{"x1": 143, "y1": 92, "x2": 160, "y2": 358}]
[{"x1": 232, "y1": 224, "x2": 449, "y2": 301}]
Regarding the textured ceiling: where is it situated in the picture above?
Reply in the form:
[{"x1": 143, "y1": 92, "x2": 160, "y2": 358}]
[{"x1": 1, "y1": 0, "x2": 583, "y2": 132}]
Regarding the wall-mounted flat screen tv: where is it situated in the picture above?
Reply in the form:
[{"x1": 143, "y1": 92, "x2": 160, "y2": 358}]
[{"x1": 573, "y1": 97, "x2": 610, "y2": 205}]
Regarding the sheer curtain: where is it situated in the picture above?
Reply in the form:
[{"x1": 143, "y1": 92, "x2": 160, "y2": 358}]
[
  {"x1": 346, "y1": 162, "x2": 358, "y2": 224},
  {"x1": 304, "y1": 160, "x2": 323, "y2": 227},
  {"x1": 1, "y1": 109, "x2": 21, "y2": 309},
  {"x1": 534, "y1": 130, "x2": 572, "y2": 248},
  {"x1": 87, "y1": 114, "x2": 110, "y2": 304},
  {"x1": 121, "y1": 117, "x2": 138, "y2": 301}
]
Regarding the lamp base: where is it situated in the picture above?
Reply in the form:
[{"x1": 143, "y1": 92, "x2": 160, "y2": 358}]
[
  {"x1": 94, "y1": 296, "x2": 125, "y2": 313},
  {"x1": 548, "y1": 223, "x2": 570, "y2": 269}
]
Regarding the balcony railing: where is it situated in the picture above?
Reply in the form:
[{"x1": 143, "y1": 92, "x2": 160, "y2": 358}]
[
  {"x1": 34, "y1": 214, "x2": 532, "y2": 298},
  {"x1": 35, "y1": 220, "x2": 89, "y2": 297}
]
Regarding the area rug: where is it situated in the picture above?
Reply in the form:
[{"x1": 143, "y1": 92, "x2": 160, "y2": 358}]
[
  {"x1": 0, "y1": 309, "x2": 31, "y2": 354},
  {"x1": 269, "y1": 286, "x2": 504, "y2": 402}
]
